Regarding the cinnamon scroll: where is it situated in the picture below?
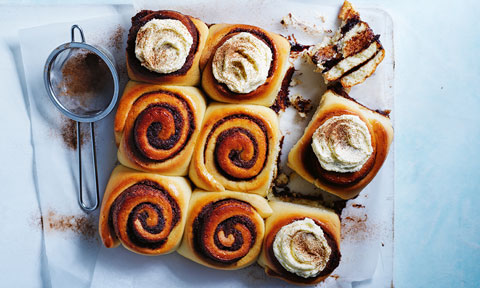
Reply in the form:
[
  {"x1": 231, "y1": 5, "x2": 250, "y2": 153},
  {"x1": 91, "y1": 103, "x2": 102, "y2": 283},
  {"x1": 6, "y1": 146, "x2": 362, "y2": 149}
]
[
  {"x1": 288, "y1": 87, "x2": 393, "y2": 199},
  {"x1": 177, "y1": 190, "x2": 272, "y2": 269},
  {"x1": 115, "y1": 81, "x2": 206, "y2": 175},
  {"x1": 126, "y1": 10, "x2": 208, "y2": 86},
  {"x1": 188, "y1": 103, "x2": 281, "y2": 196},
  {"x1": 200, "y1": 24, "x2": 291, "y2": 106},
  {"x1": 99, "y1": 165, "x2": 191, "y2": 255},
  {"x1": 258, "y1": 201, "x2": 341, "y2": 285}
]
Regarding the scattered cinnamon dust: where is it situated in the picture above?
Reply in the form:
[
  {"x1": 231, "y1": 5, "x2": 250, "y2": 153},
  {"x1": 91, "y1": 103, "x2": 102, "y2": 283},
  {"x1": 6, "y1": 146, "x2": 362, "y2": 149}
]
[
  {"x1": 60, "y1": 117, "x2": 88, "y2": 150},
  {"x1": 45, "y1": 209, "x2": 97, "y2": 240},
  {"x1": 108, "y1": 25, "x2": 125, "y2": 51},
  {"x1": 330, "y1": 274, "x2": 340, "y2": 280},
  {"x1": 29, "y1": 212, "x2": 44, "y2": 231},
  {"x1": 341, "y1": 213, "x2": 374, "y2": 241}
]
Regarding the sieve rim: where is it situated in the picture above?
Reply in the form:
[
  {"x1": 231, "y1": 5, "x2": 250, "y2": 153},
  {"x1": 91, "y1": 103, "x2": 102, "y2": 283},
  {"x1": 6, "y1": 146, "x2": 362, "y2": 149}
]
[{"x1": 43, "y1": 41, "x2": 119, "y2": 123}]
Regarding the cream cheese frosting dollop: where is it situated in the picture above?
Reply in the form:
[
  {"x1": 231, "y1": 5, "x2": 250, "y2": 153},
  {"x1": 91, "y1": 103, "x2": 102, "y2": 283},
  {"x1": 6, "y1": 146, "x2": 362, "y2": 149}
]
[
  {"x1": 312, "y1": 114, "x2": 373, "y2": 173},
  {"x1": 212, "y1": 32, "x2": 272, "y2": 94},
  {"x1": 135, "y1": 19, "x2": 193, "y2": 74},
  {"x1": 273, "y1": 218, "x2": 331, "y2": 278}
]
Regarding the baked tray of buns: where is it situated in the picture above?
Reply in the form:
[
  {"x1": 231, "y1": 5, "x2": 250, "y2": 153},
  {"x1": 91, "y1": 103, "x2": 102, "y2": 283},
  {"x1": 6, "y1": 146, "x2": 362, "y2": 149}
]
[{"x1": 20, "y1": 0, "x2": 393, "y2": 287}]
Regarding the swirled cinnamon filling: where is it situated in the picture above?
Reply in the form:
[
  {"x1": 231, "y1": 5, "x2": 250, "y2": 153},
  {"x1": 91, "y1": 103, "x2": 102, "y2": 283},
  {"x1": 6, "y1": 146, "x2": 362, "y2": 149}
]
[
  {"x1": 128, "y1": 90, "x2": 195, "y2": 163},
  {"x1": 192, "y1": 199, "x2": 259, "y2": 264},
  {"x1": 109, "y1": 180, "x2": 180, "y2": 249},
  {"x1": 204, "y1": 114, "x2": 269, "y2": 181}
]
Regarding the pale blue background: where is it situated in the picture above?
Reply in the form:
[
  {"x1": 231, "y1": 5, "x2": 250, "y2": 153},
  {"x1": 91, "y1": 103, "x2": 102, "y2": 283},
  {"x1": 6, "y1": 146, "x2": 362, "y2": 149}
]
[{"x1": 0, "y1": 0, "x2": 479, "y2": 287}]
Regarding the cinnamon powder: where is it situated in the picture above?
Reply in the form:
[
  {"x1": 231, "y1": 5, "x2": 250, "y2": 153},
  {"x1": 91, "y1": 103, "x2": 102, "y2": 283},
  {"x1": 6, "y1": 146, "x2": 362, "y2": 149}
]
[
  {"x1": 60, "y1": 117, "x2": 88, "y2": 150},
  {"x1": 108, "y1": 25, "x2": 125, "y2": 51},
  {"x1": 58, "y1": 51, "x2": 110, "y2": 104},
  {"x1": 45, "y1": 209, "x2": 97, "y2": 240},
  {"x1": 56, "y1": 50, "x2": 109, "y2": 150},
  {"x1": 341, "y1": 214, "x2": 374, "y2": 241}
]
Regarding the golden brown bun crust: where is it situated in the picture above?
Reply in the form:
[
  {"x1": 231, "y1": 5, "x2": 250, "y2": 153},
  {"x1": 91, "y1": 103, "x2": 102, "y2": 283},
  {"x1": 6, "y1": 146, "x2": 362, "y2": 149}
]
[
  {"x1": 99, "y1": 165, "x2": 191, "y2": 255},
  {"x1": 115, "y1": 81, "x2": 206, "y2": 176},
  {"x1": 258, "y1": 201, "x2": 341, "y2": 285},
  {"x1": 177, "y1": 190, "x2": 272, "y2": 270},
  {"x1": 287, "y1": 88, "x2": 393, "y2": 199},
  {"x1": 200, "y1": 24, "x2": 291, "y2": 106},
  {"x1": 339, "y1": 0, "x2": 360, "y2": 21},
  {"x1": 126, "y1": 10, "x2": 208, "y2": 86},
  {"x1": 188, "y1": 103, "x2": 281, "y2": 196}
]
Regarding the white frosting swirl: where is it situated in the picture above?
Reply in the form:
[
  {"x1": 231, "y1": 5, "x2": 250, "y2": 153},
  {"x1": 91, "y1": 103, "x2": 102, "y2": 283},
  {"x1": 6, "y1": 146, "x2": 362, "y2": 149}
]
[
  {"x1": 212, "y1": 32, "x2": 272, "y2": 94},
  {"x1": 312, "y1": 114, "x2": 373, "y2": 173},
  {"x1": 135, "y1": 19, "x2": 193, "y2": 74},
  {"x1": 273, "y1": 218, "x2": 331, "y2": 278}
]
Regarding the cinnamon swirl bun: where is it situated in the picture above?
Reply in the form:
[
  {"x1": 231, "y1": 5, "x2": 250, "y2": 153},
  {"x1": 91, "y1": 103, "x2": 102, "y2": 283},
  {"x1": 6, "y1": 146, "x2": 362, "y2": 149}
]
[
  {"x1": 288, "y1": 87, "x2": 393, "y2": 199},
  {"x1": 177, "y1": 190, "x2": 272, "y2": 269},
  {"x1": 188, "y1": 103, "x2": 281, "y2": 196},
  {"x1": 126, "y1": 10, "x2": 208, "y2": 86},
  {"x1": 115, "y1": 81, "x2": 206, "y2": 175},
  {"x1": 258, "y1": 201, "x2": 341, "y2": 285},
  {"x1": 200, "y1": 24, "x2": 291, "y2": 106},
  {"x1": 99, "y1": 165, "x2": 191, "y2": 255}
]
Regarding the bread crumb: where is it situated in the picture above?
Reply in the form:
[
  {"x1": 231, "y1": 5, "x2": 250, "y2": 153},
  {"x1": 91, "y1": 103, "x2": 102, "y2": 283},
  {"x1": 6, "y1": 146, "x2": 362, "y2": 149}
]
[
  {"x1": 281, "y1": 13, "x2": 324, "y2": 35},
  {"x1": 290, "y1": 95, "x2": 313, "y2": 118}
]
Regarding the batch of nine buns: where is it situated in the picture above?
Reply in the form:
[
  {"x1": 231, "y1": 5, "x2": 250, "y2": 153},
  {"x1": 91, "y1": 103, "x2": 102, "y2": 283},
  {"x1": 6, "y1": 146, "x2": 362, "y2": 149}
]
[{"x1": 98, "y1": 1, "x2": 393, "y2": 285}]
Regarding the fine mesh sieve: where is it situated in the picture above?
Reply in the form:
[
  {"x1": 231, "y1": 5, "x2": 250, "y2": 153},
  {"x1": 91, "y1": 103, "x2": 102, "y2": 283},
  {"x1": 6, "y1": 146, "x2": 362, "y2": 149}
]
[{"x1": 44, "y1": 25, "x2": 119, "y2": 212}]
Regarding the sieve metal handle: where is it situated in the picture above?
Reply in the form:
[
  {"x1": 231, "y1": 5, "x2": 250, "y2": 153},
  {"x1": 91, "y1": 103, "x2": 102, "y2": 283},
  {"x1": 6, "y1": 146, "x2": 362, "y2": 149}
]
[
  {"x1": 77, "y1": 121, "x2": 99, "y2": 212},
  {"x1": 71, "y1": 25, "x2": 85, "y2": 43}
]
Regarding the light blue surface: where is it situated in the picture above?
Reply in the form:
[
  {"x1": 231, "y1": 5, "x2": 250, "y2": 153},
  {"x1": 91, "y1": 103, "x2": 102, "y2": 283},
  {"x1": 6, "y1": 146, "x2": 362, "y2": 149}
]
[
  {"x1": 1, "y1": 0, "x2": 479, "y2": 287},
  {"x1": 386, "y1": 0, "x2": 480, "y2": 287}
]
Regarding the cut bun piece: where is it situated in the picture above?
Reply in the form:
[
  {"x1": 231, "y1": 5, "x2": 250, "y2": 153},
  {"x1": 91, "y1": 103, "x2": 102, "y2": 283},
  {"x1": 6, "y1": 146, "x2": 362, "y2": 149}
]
[{"x1": 309, "y1": 1, "x2": 384, "y2": 88}]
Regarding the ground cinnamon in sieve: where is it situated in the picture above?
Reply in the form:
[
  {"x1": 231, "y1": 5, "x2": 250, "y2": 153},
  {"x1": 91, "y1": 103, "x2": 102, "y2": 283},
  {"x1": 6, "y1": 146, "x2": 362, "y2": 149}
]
[
  {"x1": 58, "y1": 51, "x2": 110, "y2": 103},
  {"x1": 56, "y1": 50, "x2": 109, "y2": 150}
]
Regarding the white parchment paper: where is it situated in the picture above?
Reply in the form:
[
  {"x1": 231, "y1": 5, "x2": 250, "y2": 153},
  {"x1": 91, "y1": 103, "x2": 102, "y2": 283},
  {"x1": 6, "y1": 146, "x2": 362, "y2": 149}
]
[
  {"x1": 89, "y1": 1, "x2": 394, "y2": 287},
  {"x1": 19, "y1": 10, "x2": 133, "y2": 288}
]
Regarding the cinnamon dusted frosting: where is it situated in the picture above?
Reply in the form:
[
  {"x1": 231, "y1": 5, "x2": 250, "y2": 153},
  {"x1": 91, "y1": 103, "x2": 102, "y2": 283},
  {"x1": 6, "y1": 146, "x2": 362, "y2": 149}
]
[
  {"x1": 311, "y1": 114, "x2": 373, "y2": 173},
  {"x1": 273, "y1": 218, "x2": 331, "y2": 278},
  {"x1": 135, "y1": 19, "x2": 193, "y2": 74},
  {"x1": 212, "y1": 32, "x2": 272, "y2": 94}
]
